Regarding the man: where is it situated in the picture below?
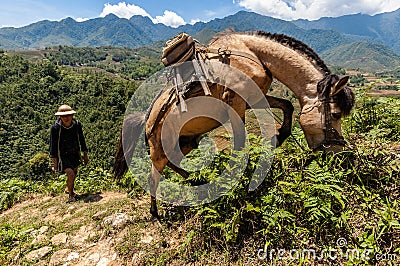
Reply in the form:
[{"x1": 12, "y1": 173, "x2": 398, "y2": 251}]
[{"x1": 50, "y1": 104, "x2": 89, "y2": 203}]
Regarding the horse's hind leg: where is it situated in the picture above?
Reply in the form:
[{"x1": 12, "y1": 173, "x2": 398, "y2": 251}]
[
  {"x1": 149, "y1": 158, "x2": 168, "y2": 220},
  {"x1": 166, "y1": 135, "x2": 201, "y2": 178}
]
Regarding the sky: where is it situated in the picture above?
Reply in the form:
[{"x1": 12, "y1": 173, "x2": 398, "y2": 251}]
[{"x1": 1, "y1": 0, "x2": 400, "y2": 28}]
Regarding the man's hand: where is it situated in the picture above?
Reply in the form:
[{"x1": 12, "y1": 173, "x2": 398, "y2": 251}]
[{"x1": 52, "y1": 158, "x2": 58, "y2": 172}]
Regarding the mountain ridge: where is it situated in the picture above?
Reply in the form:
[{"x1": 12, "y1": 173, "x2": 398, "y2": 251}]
[
  {"x1": 1, "y1": 10, "x2": 400, "y2": 71},
  {"x1": 1, "y1": 10, "x2": 398, "y2": 52},
  {"x1": 322, "y1": 41, "x2": 400, "y2": 71},
  {"x1": 293, "y1": 9, "x2": 400, "y2": 52}
]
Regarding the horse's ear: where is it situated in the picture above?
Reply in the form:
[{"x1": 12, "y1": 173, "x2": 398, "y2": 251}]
[{"x1": 330, "y1": 76, "x2": 350, "y2": 96}]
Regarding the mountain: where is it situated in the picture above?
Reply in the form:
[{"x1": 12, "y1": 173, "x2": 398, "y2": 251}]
[
  {"x1": 1, "y1": 10, "x2": 400, "y2": 72},
  {"x1": 293, "y1": 9, "x2": 400, "y2": 53},
  {"x1": 0, "y1": 14, "x2": 177, "y2": 50},
  {"x1": 0, "y1": 11, "x2": 353, "y2": 53},
  {"x1": 181, "y1": 11, "x2": 352, "y2": 53},
  {"x1": 322, "y1": 41, "x2": 400, "y2": 72}
]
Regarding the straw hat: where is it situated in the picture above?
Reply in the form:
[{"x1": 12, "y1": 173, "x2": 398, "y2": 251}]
[{"x1": 55, "y1": 104, "x2": 77, "y2": 116}]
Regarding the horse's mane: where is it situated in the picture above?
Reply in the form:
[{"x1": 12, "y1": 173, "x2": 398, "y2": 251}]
[{"x1": 211, "y1": 30, "x2": 331, "y2": 74}]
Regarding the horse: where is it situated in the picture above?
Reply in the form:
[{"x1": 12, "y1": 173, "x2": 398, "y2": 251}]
[{"x1": 113, "y1": 30, "x2": 355, "y2": 219}]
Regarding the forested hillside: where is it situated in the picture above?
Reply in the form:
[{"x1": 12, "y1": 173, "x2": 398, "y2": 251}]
[
  {"x1": 322, "y1": 41, "x2": 400, "y2": 72},
  {"x1": 0, "y1": 52, "x2": 140, "y2": 180}
]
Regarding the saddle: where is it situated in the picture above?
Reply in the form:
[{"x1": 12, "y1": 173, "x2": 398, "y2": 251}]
[
  {"x1": 161, "y1": 33, "x2": 212, "y2": 113},
  {"x1": 161, "y1": 33, "x2": 195, "y2": 66}
]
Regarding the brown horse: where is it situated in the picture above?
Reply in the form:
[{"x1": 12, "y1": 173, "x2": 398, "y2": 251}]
[{"x1": 113, "y1": 30, "x2": 355, "y2": 219}]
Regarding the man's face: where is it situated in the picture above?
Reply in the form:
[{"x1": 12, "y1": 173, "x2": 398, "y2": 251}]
[{"x1": 60, "y1": 115, "x2": 73, "y2": 125}]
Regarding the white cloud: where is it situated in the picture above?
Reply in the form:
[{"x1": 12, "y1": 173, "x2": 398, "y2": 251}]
[
  {"x1": 237, "y1": 0, "x2": 400, "y2": 20},
  {"x1": 153, "y1": 10, "x2": 186, "y2": 28},
  {"x1": 99, "y1": 2, "x2": 186, "y2": 27},
  {"x1": 190, "y1": 19, "x2": 201, "y2": 25},
  {"x1": 75, "y1": 17, "x2": 89, "y2": 23},
  {"x1": 100, "y1": 2, "x2": 151, "y2": 19}
]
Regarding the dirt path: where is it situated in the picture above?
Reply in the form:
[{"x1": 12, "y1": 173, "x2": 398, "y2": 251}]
[{"x1": 0, "y1": 191, "x2": 176, "y2": 265}]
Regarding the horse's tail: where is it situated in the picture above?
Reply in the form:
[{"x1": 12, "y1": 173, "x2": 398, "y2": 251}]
[{"x1": 112, "y1": 113, "x2": 146, "y2": 179}]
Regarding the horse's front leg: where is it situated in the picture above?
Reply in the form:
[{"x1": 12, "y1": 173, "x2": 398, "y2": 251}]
[{"x1": 254, "y1": 95, "x2": 294, "y2": 147}]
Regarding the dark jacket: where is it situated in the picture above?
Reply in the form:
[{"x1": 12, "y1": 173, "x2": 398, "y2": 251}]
[{"x1": 49, "y1": 119, "x2": 88, "y2": 159}]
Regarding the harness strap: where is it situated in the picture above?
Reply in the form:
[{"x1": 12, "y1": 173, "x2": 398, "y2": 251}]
[
  {"x1": 192, "y1": 56, "x2": 212, "y2": 96},
  {"x1": 204, "y1": 48, "x2": 273, "y2": 80},
  {"x1": 173, "y1": 68, "x2": 188, "y2": 112}
]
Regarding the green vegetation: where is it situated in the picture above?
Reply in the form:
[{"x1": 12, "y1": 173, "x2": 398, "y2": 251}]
[
  {"x1": 43, "y1": 45, "x2": 163, "y2": 80},
  {"x1": 0, "y1": 48, "x2": 399, "y2": 265},
  {"x1": 0, "y1": 53, "x2": 138, "y2": 182},
  {"x1": 378, "y1": 67, "x2": 400, "y2": 79}
]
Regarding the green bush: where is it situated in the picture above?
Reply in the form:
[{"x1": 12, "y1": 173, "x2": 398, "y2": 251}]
[{"x1": 28, "y1": 153, "x2": 51, "y2": 179}]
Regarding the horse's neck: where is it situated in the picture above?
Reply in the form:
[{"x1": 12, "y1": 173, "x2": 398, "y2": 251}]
[{"x1": 245, "y1": 36, "x2": 325, "y2": 108}]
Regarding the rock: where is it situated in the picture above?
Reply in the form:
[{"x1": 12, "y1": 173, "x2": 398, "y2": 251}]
[
  {"x1": 140, "y1": 233, "x2": 153, "y2": 244},
  {"x1": 92, "y1": 210, "x2": 107, "y2": 220},
  {"x1": 132, "y1": 251, "x2": 145, "y2": 265},
  {"x1": 87, "y1": 252, "x2": 101, "y2": 264},
  {"x1": 38, "y1": 226, "x2": 49, "y2": 234},
  {"x1": 13, "y1": 253, "x2": 20, "y2": 263},
  {"x1": 97, "y1": 257, "x2": 110, "y2": 266},
  {"x1": 70, "y1": 225, "x2": 97, "y2": 247},
  {"x1": 49, "y1": 249, "x2": 80, "y2": 266},
  {"x1": 79, "y1": 238, "x2": 121, "y2": 265},
  {"x1": 67, "y1": 252, "x2": 80, "y2": 261},
  {"x1": 68, "y1": 205, "x2": 77, "y2": 213},
  {"x1": 30, "y1": 225, "x2": 50, "y2": 245},
  {"x1": 51, "y1": 232, "x2": 68, "y2": 245},
  {"x1": 25, "y1": 246, "x2": 52, "y2": 262},
  {"x1": 24, "y1": 228, "x2": 35, "y2": 235},
  {"x1": 31, "y1": 234, "x2": 48, "y2": 245},
  {"x1": 49, "y1": 249, "x2": 72, "y2": 266},
  {"x1": 102, "y1": 213, "x2": 132, "y2": 230}
]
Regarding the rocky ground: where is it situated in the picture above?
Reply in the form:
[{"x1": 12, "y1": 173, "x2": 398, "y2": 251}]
[{"x1": 0, "y1": 191, "x2": 197, "y2": 266}]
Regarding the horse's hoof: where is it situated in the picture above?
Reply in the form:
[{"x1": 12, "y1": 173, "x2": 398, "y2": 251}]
[
  {"x1": 270, "y1": 135, "x2": 280, "y2": 147},
  {"x1": 150, "y1": 210, "x2": 160, "y2": 222},
  {"x1": 150, "y1": 214, "x2": 162, "y2": 225}
]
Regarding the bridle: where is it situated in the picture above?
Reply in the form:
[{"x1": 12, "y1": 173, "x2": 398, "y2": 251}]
[
  {"x1": 300, "y1": 75, "x2": 347, "y2": 151},
  {"x1": 317, "y1": 93, "x2": 346, "y2": 150}
]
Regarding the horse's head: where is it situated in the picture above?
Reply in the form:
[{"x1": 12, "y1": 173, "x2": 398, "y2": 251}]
[{"x1": 299, "y1": 74, "x2": 355, "y2": 152}]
